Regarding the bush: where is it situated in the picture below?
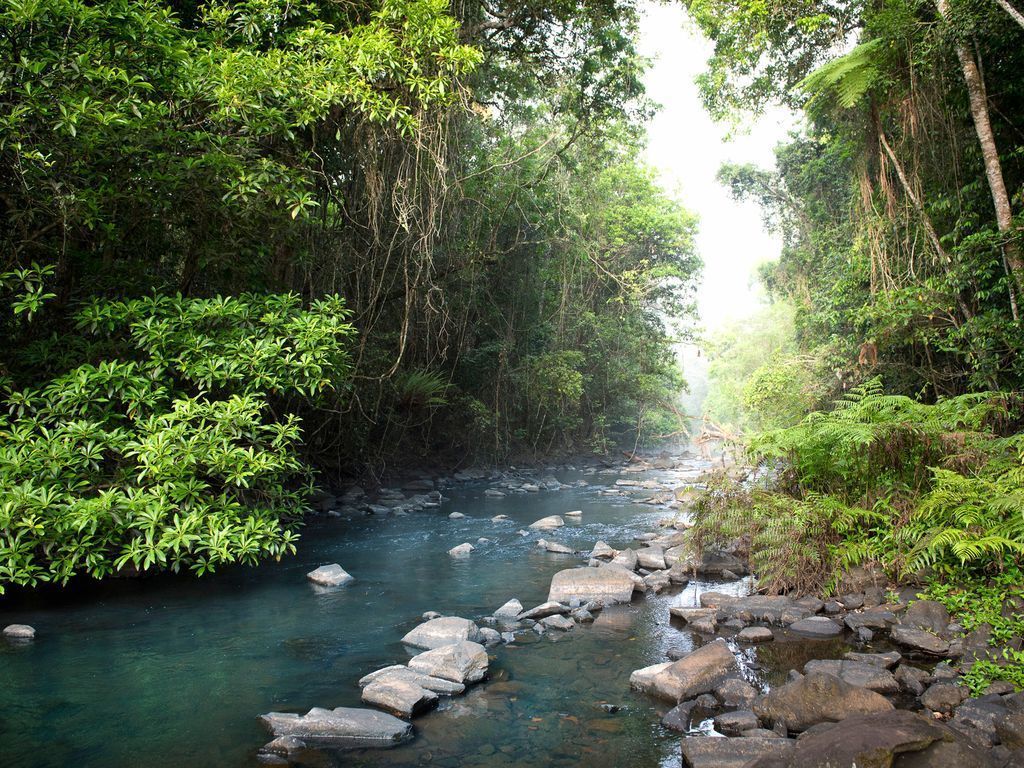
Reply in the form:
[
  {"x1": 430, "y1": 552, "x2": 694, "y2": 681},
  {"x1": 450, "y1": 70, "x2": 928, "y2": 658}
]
[{"x1": 0, "y1": 293, "x2": 355, "y2": 593}]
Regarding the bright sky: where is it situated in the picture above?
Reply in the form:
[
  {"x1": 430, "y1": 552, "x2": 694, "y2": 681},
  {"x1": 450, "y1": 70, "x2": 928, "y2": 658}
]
[{"x1": 637, "y1": 2, "x2": 798, "y2": 332}]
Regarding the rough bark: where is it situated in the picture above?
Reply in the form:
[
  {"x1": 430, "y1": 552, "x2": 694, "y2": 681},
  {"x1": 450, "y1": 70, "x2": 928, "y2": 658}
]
[{"x1": 936, "y1": 0, "x2": 1023, "y2": 298}]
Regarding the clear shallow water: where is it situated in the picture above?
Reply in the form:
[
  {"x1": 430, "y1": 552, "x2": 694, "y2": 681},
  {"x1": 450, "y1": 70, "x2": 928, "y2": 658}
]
[{"x1": 0, "y1": 464, "x2": 849, "y2": 768}]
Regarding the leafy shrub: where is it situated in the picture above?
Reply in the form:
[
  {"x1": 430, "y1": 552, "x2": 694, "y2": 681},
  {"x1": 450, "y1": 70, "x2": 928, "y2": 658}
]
[{"x1": 0, "y1": 293, "x2": 355, "y2": 593}]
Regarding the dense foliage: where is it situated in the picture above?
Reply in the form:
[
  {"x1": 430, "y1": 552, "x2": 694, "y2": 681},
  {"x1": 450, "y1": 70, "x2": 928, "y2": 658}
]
[{"x1": 1, "y1": 1, "x2": 699, "y2": 585}]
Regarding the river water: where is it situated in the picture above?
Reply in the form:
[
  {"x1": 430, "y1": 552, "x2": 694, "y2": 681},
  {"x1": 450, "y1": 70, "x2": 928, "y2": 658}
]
[{"x1": 0, "y1": 459, "x2": 849, "y2": 767}]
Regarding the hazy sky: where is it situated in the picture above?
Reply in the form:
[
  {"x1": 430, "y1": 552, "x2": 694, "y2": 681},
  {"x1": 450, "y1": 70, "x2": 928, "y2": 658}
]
[{"x1": 636, "y1": 2, "x2": 798, "y2": 331}]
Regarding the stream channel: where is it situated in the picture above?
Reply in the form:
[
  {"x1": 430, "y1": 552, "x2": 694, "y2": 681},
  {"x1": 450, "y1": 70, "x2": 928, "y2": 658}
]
[{"x1": 1, "y1": 456, "x2": 852, "y2": 767}]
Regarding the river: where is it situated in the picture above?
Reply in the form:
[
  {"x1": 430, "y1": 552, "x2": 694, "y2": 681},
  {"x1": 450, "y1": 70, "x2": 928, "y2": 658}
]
[{"x1": 0, "y1": 456, "x2": 849, "y2": 767}]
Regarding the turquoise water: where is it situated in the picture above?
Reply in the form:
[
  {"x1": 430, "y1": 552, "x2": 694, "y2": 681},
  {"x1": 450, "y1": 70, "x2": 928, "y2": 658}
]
[{"x1": 0, "y1": 465, "x2": 848, "y2": 767}]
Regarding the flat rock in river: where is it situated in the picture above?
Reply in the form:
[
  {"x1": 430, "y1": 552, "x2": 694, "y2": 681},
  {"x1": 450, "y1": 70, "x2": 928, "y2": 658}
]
[
  {"x1": 259, "y1": 707, "x2": 412, "y2": 747},
  {"x1": 787, "y1": 616, "x2": 843, "y2": 637},
  {"x1": 528, "y1": 515, "x2": 564, "y2": 530},
  {"x1": 746, "y1": 710, "x2": 995, "y2": 768},
  {"x1": 517, "y1": 600, "x2": 570, "y2": 620},
  {"x1": 361, "y1": 678, "x2": 438, "y2": 718},
  {"x1": 890, "y1": 624, "x2": 950, "y2": 655},
  {"x1": 753, "y1": 671, "x2": 893, "y2": 732},
  {"x1": 802, "y1": 659, "x2": 899, "y2": 694},
  {"x1": 548, "y1": 566, "x2": 635, "y2": 604},
  {"x1": 401, "y1": 617, "x2": 481, "y2": 650},
  {"x1": 357, "y1": 665, "x2": 465, "y2": 695},
  {"x1": 407, "y1": 641, "x2": 488, "y2": 684},
  {"x1": 681, "y1": 737, "x2": 794, "y2": 768},
  {"x1": 630, "y1": 638, "x2": 738, "y2": 703}
]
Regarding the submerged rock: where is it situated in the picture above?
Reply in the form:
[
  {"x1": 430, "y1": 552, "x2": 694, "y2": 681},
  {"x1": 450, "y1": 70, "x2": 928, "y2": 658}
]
[
  {"x1": 753, "y1": 671, "x2": 894, "y2": 732},
  {"x1": 401, "y1": 617, "x2": 481, "y2": 650},
  {"x1": 306, "y1": 564, "x2": 354, "y2": 587},
  {"x1": 259, "y1": 707, "x2": 412, "y2": 747},
  {"x1": 547, "y1": 566, "x2": 636, "y2": 605},
  {"x1": 447, "y1": 543, "x2": 474, "y2": 557},
  {"x1": 407, "y1": 641, "x2": 488, "y2": 684}
]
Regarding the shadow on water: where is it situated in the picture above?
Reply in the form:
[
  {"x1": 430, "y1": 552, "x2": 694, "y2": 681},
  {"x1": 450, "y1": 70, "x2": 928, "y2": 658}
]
[{"x1": 0, "y1": 463, "x2": 853, "y2": 768}]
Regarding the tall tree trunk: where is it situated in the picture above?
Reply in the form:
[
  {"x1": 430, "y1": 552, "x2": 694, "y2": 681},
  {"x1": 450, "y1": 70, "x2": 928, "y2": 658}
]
[
  {"x1": 936, "y1": 0, "x2": 1023, "y2": 301},
  {"x1": 994, "y1": 0, "x2": 1024, "y2": 31}
]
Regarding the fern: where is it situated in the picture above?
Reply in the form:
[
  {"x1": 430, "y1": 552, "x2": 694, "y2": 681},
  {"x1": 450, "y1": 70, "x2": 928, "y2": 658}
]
[{"x1": 799, "y1": 38, "x2": 884, "y2": 110}]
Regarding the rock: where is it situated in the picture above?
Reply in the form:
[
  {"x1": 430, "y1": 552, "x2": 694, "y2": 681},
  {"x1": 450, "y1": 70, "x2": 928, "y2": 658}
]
[
  {"x1": 422, "y1": 611, "x2": 443, "y2": 621},
  {"x1": 547, "y1": 566, "x2": 636, "y2": 605},
  {"x1": 864, "y1": 586, "x2": 886, "y2": 608},
  {"x1": 448, "y1": 512, "x2": 465, "y2": 519},
  {"x1": 590, "y1": 541, "x2": 617, "y2": 559},
  {"x1": 260, "y1": 735, "x2": 306, "y2": 759},
  {"x1": 630, "y1": 638, "x2": 738, "y2": 703},
  {"x1": 361, "y1": 678, "x2": 438, "y2": 718},
  {"x1": 715, "y1": 709, "x2": 760, "y2": 735},
  {"x1": 699, "y1": 591, "x2": 735, "y2": 608},
  {"x1": 930, "y1": 662, "x2": 960, "y2": 681},
  {"x1": 855, "y1": 626, "x2": 873, "y2": 643},
  {"x1": 259, "y1": 707, "x2": 413, "y2": 747},
  {"x1": 611, "y1": 548, "x2": 639, "y2": 571},
  {"x1": 518, "y1": 601, "x2": 570, "y2": 620},
  {"x1": 686, "y1": 548, "x2": 750, "y2": 577},
  {"x1": 661, "y1": 699, "x2": 699, "y2": 732},
  {"x1": 476, "y1": 537, "x2": 491, "y2": 545},
  {"x1": 823, "y1": 600, "x2": 842, "y2": 615},
  {"x1": 996, "y1": 712, "x2": 1024, "y2": 749},
  {"x1": 922, "y1": 683, "x2": 967, "y2": 714},
  {"x1": 795, "y1": 596, "x2": 824, "y2": 614},
  {"x1": 891, "y1": 625, "x2": 950, "y2": 655},
  {"x1": 570, "y1": 608, "x2": 594, "y2": 623},
  {"x1": 3, "y1": 624, "x2": 36, "y2": 640},
  {"x1": 537, "y1": 539, "x2": 575, "y2": 554},
  {"x1": 904, "y1": 599, "x2": 951, "y2": 634},
  {"x1": 951, "y1": 697, "x2": 1009, "y2": 745},
  {"x1": 895, "y1": 665, "x2": 929, "y2": 695},
  {"x1": 838, "y1": 593, "x2": 865, "y2": 610},
  {"x1": 670, "y1": 606, "x2": 718, "y2": 624},
  {"x1": 565, "y1": 510, "x2": 583, "y2": 517},
  {"x1": 837, "y1": 564, "x2": 889, "y2": 594},
  {"x1": 844, "y1": 650, "x2": 901, "y2": 669},
  {"x1": 716, "y1": 678, "x2": 758, "y2": 708},
  {"x1": 448, "y1": 543, "x2": 474, "y2": 557},
  {"x1": 643, "y1": 569, "x2": 672, "y2": 593},
  {"x1": 493, "y1": 599, "x2": 523, "y2": 618},
  {"x1": 843, "y1": 609, "x2": 897, "y2": 631},
  {"x1": 541, "y1": 614, "x2": 575, "y2": 631},
  {"x1": 802, "y1": 659, "x2": 899, "y2": 694},
  {"x1": 491, "y1": 514, "x2": 509, "y2": 521},
  {"x1": 637, "y1": 546, "x2": 667, "y2": 570},
  {"x1": 407, "y1": 641, "x2": 488, "y2": 684},
  {"x1": 401, "y1": 617, "x2": 481, "y2": 650},
  {"x1": 738, "y1": 627, "x2": 774, "y2": 644},
  {"x1": 690, "y1": 616, "x2": 718, "y2": 634},
  {"x1": 478, "y1": 627, "x2": 502, "y2": 646},
  {"x1": 753, "y1": 671, "x2": 894, "y2": 732},
  {"x1": 306, "y1": 564, "x2": 354, "y2": 587},
  {"x1": 787, "y1": 617, "x2": 843, "y2": 637},
  {"x1": 680, "y1": 737, "x2": 794, "y2": 768},
  {"x1": 752, "y1": 710, "x2": 995, "y2": 768},
  {"x1": 358, "y1": 665, "x2": 465, "y2": 695},
  {"x1": 528, "y1": 515, "x2": 564, "y2": 530}
]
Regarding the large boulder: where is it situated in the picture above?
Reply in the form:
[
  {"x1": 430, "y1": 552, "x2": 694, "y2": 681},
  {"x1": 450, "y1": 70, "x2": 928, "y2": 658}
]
[
  {"x1": 361, "y1": 678, "x2": 438, "y2": 718},
  {"x1": 407, "y1": 641, "x2": 488, "y2": 684},
  {"x1": 611, "y1": 548, "x2": 639, "y2": 571},
  {"x1": 259, "y1": 707, "x2": 412, "y2": 747},
  {"x1": 2, "y1": 624, "x2": 35, "y2": 640},
  {"x1": 590, "y1": 541, "x2": 617, "y2": 559},
  {"x1": 357, "y1": 665, "x2": 465, "y2": 695},
  {"x1": 401, "y1": 617, "x2": 481, "y2": 650},
  {"x1": 548, "y1": 566, "x2": 636, "y2": 604},
  {"x1": 528, "y1": 515, "x2": 564, "y2": 530},
  {"x1": 681, "y1": 737, "x2": 794, "y2": 768},
  {"x1": 802, "y1": 660, "x2": 899, "y2": 694},
  {"x1": 903, "y1": 600, "x2": 951, "y2": 634},
  {"x1": 630, "y1": 638, "x2": 738, "y2": 703},
  {"x1": 637, "y1": 546, "x2": 667, "y2": 570},
  {"x1": 753, "y1": 671, "x2": 894, "y2": 732},
  {"x1": 306, "y1": 564, "x2": 354, "y2": 587},
  {"x1": 747, "y1": 710, "x2": 995, "y2": 768}
]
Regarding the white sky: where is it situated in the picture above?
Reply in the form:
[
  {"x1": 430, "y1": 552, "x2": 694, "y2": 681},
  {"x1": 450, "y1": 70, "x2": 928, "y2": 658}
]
[{"x1": 637, "y1": 2, "x2": 798, "y2": 332}]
